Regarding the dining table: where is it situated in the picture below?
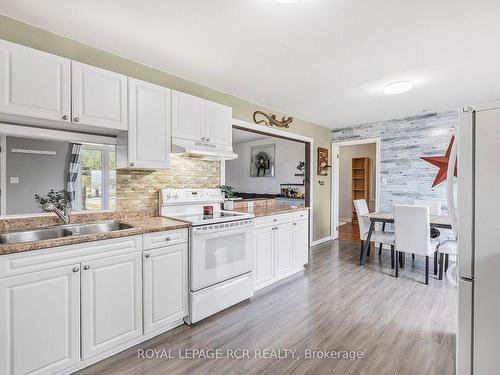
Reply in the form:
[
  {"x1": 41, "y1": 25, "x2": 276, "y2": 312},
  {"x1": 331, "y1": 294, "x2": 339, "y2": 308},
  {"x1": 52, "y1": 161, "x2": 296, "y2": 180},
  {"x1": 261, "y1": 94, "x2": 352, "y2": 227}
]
[{"x1": 359, "y1": 212, "x2": 452, "y2": 266}]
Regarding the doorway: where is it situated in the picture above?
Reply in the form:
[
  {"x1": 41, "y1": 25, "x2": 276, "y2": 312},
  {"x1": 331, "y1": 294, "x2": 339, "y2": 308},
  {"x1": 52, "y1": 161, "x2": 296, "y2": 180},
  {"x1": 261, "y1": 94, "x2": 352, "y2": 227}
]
[{"x1": 331, "y1": 138, "x2": 380, "y2": 240}]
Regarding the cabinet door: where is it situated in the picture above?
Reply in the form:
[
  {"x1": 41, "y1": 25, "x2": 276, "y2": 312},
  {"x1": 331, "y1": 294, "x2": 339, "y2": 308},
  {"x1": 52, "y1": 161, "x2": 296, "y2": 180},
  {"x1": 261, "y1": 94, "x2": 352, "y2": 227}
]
[
  {"x1": 81, "y1": 252, "x2": 142, "y2": 359},
  {"x1": 128, "y1": 78, "x2": 171, "y2": 169},
  {"x1": 143, "y1": 244, "x2": 187, "y2": 334},
  {"x1": 254, "y1": 226, "x2": 274, "y2": 287},
  {"x1": 72, "y1": 61, "x2": 127, "y2": 130},
  {"x1": 205, "y1": 100, "x2": 232, "y2": 145},
  {"x1": 0, "y1": 266, "x2": 80, "y2": 375},
  {"x1": 275, "y1": 222, "x2": 294, "y2": 276},
  {"x1": 171, "y1": 90, "x2": 205, "y2": 141},
  {"x1": 0, "y1": 39, "x2": 70, "y2": 122},
  {"x1": 293, "y1": 220, "x2": 309, "y2": 267}
]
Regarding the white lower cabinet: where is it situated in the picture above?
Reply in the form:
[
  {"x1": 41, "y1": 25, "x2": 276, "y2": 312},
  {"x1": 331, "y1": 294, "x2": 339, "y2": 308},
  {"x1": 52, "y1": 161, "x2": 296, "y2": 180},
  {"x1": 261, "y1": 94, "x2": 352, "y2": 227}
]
[
  {"x1": 81, "y1": 252, "x2": 143, "y2": 359},
  {"x1": 254, "y1": 211, "x2": 309, "y2": 291},
  {"x1": 0, "y1": 265, "x2": 81, "y2": 375},
  {"x1": 293, "y1": 220, "x2": 309, "y2": 268},
  {"x1": 275, "y1": 222, "x2": 294, "y2": 277},
  {"x1": 143, "y1": 244, "x2": 188, "y2": 334},
  {"x1": 0, "y1": 230, "x2": 188, "y2": 375},
  {"x1": 254, "y1": 227, "x2": 275, "y2": 287}
]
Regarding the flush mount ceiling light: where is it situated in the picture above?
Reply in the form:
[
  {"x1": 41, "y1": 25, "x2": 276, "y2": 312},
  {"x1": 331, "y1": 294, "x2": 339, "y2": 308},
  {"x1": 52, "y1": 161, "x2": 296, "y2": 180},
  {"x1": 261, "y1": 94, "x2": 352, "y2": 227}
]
[{"x1": 384, "y1": 81, "x2": 413, "y2": 95}]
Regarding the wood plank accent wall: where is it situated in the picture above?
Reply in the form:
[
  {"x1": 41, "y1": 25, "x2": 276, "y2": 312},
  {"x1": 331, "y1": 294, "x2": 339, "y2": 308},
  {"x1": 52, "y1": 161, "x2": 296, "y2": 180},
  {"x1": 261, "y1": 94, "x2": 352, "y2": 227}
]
[{"x1": 332, "y1": 110, "x2": 458, "y2": 213}]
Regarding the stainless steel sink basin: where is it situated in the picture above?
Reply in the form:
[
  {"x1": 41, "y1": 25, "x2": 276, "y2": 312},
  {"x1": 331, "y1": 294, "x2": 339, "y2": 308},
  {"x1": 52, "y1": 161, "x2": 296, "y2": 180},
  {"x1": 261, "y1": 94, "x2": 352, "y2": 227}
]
[
  {"x1": 64, "y1": 221, "x2": 134, "y2": 235},
  {"x1": 0, "y1": 227, "x2": 73, "y2": 245},
  {"x1": 0, "y1": 221, "x2": 135, "y2": 245}
]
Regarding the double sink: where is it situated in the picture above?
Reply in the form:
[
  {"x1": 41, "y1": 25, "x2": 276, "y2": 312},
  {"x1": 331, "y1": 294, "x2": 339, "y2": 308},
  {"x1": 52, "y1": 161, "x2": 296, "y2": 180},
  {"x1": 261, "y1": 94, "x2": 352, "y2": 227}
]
[{"x1": 0, "y1": 221, "x2": 134, "y2": 245}]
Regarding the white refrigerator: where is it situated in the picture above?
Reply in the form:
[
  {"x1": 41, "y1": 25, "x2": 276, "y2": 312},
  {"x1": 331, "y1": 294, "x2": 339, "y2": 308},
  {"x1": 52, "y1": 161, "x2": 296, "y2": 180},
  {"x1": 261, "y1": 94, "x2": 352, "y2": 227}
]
[{"x1": 457, "y1": 102, "x2": 500, "y2": 375}]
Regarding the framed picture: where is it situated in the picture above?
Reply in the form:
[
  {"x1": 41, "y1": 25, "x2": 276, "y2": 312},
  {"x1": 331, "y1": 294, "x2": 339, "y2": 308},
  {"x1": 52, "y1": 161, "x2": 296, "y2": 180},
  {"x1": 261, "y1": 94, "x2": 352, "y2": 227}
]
[
  {"x1": 250, "y1": 144, "x2": 275, "y2": 177},
  {"x1": 317, "y1": 147, "x2": 329, "y2": 176}
]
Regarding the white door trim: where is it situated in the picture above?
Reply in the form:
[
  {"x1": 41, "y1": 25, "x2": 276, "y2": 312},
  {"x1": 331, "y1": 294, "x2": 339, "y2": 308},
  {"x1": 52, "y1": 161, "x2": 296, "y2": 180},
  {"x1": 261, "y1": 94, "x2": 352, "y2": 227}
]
[
  {"x1": 231, "y1": 118, "x2": 314, "y2": 246},
  {"x1": 330, "y1": 137, "x2": 381, "y2": 240}
]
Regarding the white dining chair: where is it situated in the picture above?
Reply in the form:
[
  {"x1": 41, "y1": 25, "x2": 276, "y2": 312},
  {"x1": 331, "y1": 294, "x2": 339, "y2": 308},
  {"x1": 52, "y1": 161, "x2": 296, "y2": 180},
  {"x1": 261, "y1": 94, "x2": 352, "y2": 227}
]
[
  {"x1": 394, "y1": 204, "x2": 440, "y2": 284},
  {"x1": 353, "y1": 199, "x2": 396, "y2": 269},
  {"x1": 412, "y1": 199, "x2": 443, "y2": 272},
  {"x1": 438, "y1": 240, "x2": 457, "y2": 280},
  {"x1": 412, "y1": 199, "x2": 442, "y2": 215}
]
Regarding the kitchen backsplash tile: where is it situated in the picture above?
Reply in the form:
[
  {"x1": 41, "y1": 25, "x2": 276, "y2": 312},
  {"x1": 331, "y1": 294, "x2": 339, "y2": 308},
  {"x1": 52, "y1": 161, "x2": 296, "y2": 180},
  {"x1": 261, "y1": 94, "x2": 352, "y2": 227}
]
[{"x1": 116, "y1": 157, "x2": 221, "y2": 211}]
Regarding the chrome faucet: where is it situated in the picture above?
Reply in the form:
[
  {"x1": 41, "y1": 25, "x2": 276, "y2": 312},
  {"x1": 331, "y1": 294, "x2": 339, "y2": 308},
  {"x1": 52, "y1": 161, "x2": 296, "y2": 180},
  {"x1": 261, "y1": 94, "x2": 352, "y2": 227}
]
[{"x1": 42, "y1": 203, "x2": 71, "y2": 225}]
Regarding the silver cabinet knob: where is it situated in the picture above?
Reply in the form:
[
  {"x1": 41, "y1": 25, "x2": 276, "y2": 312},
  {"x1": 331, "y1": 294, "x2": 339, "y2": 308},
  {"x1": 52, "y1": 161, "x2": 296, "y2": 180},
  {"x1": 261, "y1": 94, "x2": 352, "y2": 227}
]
[
  {"x1": 165, "y1": 237, "x2": 171, "y2": 241},
  {"x1": 145, "y1": 253, "x2": 151, "y2": 258},
  {"x1": 83, "y1": 265, "x2": 90, "y2": 270},
  {"x1": 72, "y1": 267, "x2": 80, "y2": 272},
  {"x1": 130, "y1": 162, "x2": 135, "y2": 167},
  {"x1": 62, "y1": 115, "x2": 68, "y2": 120},
  {"x1": 293, "y1": 223, "x2": 297, "y2": 226},
  {"x1": 201, "y1": 137, "x2": 206, "y2": 141},
  {"x1": 273, "y1": 219, "x2": 278, "y2": 222},
  {"x1": 73, "y1": 117, "x2": 80, "y2": 122}
]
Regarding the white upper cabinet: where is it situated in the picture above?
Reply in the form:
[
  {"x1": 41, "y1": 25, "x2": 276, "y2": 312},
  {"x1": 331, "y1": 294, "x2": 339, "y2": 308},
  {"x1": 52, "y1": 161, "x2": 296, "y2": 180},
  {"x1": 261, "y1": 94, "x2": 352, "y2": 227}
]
[
  {"x1": 205, "y1": 100, "x2": 232, "y2": 145},
  {"x1": 171, "y1": 90, "x2": 205, "y2": 141},
  {"x1": 171, "y1": 90, "x2": 232, "y2": 146},
  {"x1": 121, "y1": 78, "x2": 171, "y2": 169},
  {"x1": 0, "y1": 39, "x2": 71, "y2": 122},
  {"x1": 72, "y1": 61, "x2": 128, "y2": 131}
]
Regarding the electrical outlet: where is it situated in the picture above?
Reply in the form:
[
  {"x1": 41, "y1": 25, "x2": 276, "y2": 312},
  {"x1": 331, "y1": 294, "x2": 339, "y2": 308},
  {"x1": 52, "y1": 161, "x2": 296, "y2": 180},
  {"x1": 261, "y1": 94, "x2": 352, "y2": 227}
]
[{"x1": 9, "y1": 177, "x2": 19, "y2": 184}]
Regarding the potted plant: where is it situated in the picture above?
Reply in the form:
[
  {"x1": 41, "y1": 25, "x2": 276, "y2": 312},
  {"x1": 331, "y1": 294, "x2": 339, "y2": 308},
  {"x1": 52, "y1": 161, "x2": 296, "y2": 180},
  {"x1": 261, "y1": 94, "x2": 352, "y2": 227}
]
[{"x1": 218, "y1": 185, "x2": 239, "y2": 210}]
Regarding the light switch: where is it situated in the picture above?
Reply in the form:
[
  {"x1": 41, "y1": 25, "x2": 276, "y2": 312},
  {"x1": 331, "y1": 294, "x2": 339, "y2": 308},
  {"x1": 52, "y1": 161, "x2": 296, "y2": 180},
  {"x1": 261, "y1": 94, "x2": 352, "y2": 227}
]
[{"x1": 9, "y1": 177, "x2": 19, "y2": 184}]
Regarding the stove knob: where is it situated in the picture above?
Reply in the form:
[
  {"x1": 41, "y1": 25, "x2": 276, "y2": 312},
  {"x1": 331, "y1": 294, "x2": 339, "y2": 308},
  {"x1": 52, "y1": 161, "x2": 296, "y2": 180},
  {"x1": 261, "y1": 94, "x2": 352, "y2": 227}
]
[
  {"x1": 166, "y1": 193, "x2": 171, "y2": 199},
  {"x1": 173, "y1": 193, "x2": 179, "y2": 199}
]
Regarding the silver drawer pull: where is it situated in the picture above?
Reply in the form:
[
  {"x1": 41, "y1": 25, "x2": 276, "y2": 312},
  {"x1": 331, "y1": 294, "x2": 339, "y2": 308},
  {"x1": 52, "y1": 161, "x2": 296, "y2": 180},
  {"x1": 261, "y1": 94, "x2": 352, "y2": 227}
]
[
  {"x1": 72, "y1": 267, "x2": 80, "y2": 273},
  {"x1": 165, "y1": 237, "x2": 171, "y2": 241},
  {"x1": 145, "y1": 253, "x2": 151, "y2": 258},
  {"x1": 83, "y1": 265, "x2": 90, "y2": 270}
]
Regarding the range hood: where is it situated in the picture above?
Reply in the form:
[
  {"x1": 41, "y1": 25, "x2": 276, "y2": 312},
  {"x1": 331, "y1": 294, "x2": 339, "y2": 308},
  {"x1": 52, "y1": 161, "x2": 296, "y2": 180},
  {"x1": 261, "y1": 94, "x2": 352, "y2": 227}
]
[{"x1": 171, "y1": 137, "x2": 238, "y2": 161}]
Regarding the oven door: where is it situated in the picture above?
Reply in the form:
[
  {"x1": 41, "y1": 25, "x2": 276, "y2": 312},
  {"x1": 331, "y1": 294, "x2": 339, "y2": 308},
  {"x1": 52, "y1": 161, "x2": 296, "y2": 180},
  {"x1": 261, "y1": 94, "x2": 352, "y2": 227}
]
[{"x1": 190, "y1": 220, "x2": 254, "y2": 291}]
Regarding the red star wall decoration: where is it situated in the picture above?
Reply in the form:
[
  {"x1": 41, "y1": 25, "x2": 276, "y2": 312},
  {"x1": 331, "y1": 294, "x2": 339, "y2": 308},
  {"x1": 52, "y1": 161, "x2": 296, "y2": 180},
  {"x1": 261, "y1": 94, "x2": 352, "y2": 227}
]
[{"x1": 420, "y1": 135, "x2": 458, "y2": 188}]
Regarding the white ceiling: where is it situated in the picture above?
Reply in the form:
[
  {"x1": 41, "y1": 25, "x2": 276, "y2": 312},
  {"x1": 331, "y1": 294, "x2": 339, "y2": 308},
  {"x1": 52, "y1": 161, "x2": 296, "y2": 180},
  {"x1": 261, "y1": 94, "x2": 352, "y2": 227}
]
[{"x1": 2, "y1": 0, "x2": 500, "y2": 128}]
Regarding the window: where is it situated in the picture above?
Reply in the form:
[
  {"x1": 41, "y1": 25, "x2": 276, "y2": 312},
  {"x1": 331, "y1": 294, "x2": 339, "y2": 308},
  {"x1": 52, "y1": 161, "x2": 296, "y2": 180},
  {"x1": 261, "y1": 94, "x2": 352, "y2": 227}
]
[{"x1": 78, "y1": 145, "x2": 116, "y2": 211}]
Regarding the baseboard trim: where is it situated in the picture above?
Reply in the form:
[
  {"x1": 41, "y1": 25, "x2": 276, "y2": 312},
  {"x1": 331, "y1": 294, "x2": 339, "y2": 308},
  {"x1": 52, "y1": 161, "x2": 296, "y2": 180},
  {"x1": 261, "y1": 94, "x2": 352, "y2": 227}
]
[{"x1": 312, "y1": 236, "x2": 332, "y2": 246}]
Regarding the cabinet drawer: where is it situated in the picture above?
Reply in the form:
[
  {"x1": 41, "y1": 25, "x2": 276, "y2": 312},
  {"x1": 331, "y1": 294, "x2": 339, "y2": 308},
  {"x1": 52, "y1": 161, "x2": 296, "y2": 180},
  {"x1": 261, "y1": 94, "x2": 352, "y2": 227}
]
[
  {"x1": 0, "y1": 236, "x2": 142, "y2": 279},
  {"x1": 143, "y1": 229, "x2": 188, "y2": 250},
  {"x1": 255, "y1": 213, "x2": 292, "y2": 228},
  {"x1": 292, "y1": 210, "x2": 309, "y2": 221}
]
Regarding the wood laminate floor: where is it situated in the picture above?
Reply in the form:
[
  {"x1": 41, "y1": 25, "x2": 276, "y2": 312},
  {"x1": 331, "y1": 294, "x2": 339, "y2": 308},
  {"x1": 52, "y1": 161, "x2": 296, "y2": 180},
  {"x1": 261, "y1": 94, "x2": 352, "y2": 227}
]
[
  {"x1": 77, "y1": 240, "x2": 457, "y2": 375},
  {"x1": 339, "y1": 222, "x2": 360, "y2": 241}
]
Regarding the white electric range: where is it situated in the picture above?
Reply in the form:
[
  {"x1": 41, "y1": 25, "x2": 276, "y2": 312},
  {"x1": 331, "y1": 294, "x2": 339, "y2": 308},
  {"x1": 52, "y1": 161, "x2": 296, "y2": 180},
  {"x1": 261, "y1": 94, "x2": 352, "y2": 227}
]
[{"x1": 159, "y1": 188, "x2": 255, "y2": 323}]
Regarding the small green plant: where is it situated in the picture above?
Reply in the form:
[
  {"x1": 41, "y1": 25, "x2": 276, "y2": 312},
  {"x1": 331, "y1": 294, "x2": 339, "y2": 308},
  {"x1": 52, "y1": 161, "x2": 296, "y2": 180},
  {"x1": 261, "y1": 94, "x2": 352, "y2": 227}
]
[
  {"x1": 218, "y1": 185, "x2": 235, "y2": 199},
  {"x1": 35, "y1": 189, "x2": 72, "y2": 212}
]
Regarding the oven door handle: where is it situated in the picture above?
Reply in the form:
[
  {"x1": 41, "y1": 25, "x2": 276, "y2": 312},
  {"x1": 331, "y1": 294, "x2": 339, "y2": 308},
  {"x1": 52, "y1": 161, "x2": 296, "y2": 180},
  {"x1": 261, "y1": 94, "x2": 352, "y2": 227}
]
[{"x1": 192, "y1": 221, "x2": 254, "y2": 235}]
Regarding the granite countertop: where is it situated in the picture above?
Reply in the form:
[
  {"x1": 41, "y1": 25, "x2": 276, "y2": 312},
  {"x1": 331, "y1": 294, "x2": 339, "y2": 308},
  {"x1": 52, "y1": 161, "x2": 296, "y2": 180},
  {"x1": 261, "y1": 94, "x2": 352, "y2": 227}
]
[
  {"x1": 233, "y1": 205, "x2": 310, "y2": 218},
  {"x1": 0, "y1": 216, "x2": 190, "y2": 256}
]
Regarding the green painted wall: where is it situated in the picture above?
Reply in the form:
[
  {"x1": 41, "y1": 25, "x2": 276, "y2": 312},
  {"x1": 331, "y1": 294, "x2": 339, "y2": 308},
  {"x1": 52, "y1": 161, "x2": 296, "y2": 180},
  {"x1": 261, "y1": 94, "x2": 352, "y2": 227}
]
[{"x1": 0, "y1": 16, "x2": 331, "y2": 241}]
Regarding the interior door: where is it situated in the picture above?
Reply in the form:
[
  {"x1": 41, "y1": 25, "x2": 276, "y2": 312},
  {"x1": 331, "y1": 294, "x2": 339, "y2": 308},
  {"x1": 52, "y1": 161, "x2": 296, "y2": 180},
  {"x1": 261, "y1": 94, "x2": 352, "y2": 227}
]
[
  {"x1": 275, "y1": 222, "x2": 294, "y2": 276},
  {"x1": 81, "y1": 252, "x2": 142, "y2": 359},
  {"x1": 143, "y1": 244, "x2": 187, "y2": 334},
  {"x1": 0, "y1": 39, "x2": 70, "y2": 122},
  {"x1": 205, "y1": 100, "x2": 232, "y2": 145},
  {"x1": 171, "y1": 90, "x2": 205, "y2": 141},
  {"x1": 71, "y1": 61, "x2": 127, "y2": 130},
  {"x1": 254, "y1": 226, "x2": 274, "y2": 287},
  {"x1": 0, "y1": 265, "x2": 80, "y2": 375},
  {"x1": 293, "y1": 220, "x2": 309, "y2": 267},
  {"x1": 128, "y1": 78, "x2": 171, "y2": 169}
]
